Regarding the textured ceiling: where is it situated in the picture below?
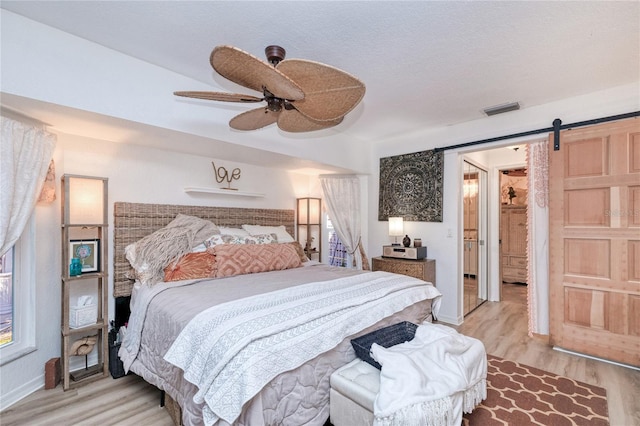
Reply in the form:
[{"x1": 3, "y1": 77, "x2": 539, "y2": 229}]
[{"x1": 1, "y1": 1, "x2": 639, "y2": 167}]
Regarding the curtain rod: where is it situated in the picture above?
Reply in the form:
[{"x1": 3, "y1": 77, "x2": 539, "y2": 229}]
[{"x1": 434, "y1": 111, "x2": 640, "y2": 152}]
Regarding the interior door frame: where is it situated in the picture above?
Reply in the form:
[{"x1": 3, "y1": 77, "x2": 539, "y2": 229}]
[{"x1": 461, "y1": 157, "x2": 489, "y2": 315}]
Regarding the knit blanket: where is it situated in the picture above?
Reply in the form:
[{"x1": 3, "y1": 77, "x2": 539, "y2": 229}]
[
  {"x1": 371, "y1": 323, "x2": 487, "y2": 426},
  {"x1": 164, "y1": 271, "x2": 442, "y2": 426}
]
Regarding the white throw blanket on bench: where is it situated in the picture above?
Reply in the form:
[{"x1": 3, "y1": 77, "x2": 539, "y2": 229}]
[
  {"x1": 164, "y1": 271, "x2": 442, "y2": 426},
  {"x1": 371, "y1": 323, "x2": 487, "y2": 426}
]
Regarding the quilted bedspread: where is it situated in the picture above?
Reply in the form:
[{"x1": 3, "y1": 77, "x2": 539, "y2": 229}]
[
  {"x1": 119, "y1": 264, "x2": 441, "y2": 426},
  {"x1": 165, "y1": 271, "x2": 441, "y2": 425}
]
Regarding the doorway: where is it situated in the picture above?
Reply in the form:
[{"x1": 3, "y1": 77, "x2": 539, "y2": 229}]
[
  {"x1": 463, "y1": 160, "x2": 488, "y2": 316},
  {"x1": 499, "y1": 168, "x2": 528, "y2": 295}
]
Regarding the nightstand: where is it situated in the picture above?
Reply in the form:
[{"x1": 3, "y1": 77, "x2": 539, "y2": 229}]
[{"x1": 372, "y1": 257, "x2": 436, "y2": 286}]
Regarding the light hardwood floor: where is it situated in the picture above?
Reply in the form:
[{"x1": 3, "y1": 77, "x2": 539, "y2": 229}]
[{"x1": 2, "y1": 284, "x2": 638, "y2": 425}]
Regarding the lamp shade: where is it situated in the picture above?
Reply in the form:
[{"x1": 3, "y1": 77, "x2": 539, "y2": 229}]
[
  {"x1": 297, "y1": 197, "x2": 321, "y2": 225},
  {"x1": 65, "y1": 175, "x2": 107, "y2": 225},
  {"x1": 388, "y1": 217, "x2": 404, "y2": 236}
]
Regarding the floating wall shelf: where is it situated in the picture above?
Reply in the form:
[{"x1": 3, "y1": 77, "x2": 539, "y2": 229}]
[{"x1": 184, "y1": 186, "x2": 265, "y2": 198}]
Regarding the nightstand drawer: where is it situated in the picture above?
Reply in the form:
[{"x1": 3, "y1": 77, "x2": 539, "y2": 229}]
[
  {"x1": 372, "y1": 257, "x2": 436, "y2": 286},
  {"x1": 382, "y1": 262, "x2": 423, "y2": 278}
]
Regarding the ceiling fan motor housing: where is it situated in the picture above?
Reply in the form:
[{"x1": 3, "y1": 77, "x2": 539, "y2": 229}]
[{"x1": 265, "y1": 45, "x2": 286, "y2": 66}]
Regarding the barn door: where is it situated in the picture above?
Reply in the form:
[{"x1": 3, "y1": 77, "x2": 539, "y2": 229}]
[{"x1": 548, "y1": 118, "x2": 640, "y2": 366}]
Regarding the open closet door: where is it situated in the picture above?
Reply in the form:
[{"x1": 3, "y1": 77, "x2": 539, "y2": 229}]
[{"x1": 548, "y1": 118, "x2": 640, "y2": 366}]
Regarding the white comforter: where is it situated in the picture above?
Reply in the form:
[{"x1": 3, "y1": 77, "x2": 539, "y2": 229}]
[
  {"x1": 371, "y1": 324, "x2": 487, "y2": 426},
  {"x1": 164, "y1": 271, "x2": 442, "y2": 426}
]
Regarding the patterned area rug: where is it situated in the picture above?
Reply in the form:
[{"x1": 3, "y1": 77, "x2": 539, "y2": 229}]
[{"x1": 463, "y1": 355, "x2": 609, "y2": 425}]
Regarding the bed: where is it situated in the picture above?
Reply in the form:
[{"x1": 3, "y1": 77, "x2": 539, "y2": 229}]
[{"x1": 113, "y1": 202, "x2": 441, "y2": 426}]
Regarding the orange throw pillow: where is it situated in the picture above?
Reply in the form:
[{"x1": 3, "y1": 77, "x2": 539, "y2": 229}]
[
  {"x1": 163, "y1": 252, "x2": 216, "y2": 282},
  {"x1": 213, "y1": 243, "x2": 302, "y2": 278}
]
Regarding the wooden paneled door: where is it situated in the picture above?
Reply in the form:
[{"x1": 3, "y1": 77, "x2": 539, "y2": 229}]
[{"x1": 549, "y1": 118, "x2": 640, "y2": 366}]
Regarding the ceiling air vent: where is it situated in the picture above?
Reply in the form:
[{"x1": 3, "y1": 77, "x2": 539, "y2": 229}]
[{"x1": 483, "y1": 102, "x2": 520, "y2": 116}]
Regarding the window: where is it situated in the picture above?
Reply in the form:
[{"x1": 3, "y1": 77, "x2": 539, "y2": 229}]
[
  {"x1": 0, "y1": 247, "x2": 14, "y2": 347},
  {"x1": 0, "y1": 216, "x2": 36, "y2": 365},
  {"x1": 327, "y1": 216, "x2": 349, "y2": 267}
]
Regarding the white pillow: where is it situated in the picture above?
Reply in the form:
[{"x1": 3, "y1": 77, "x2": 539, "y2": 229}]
[
  {"x1": 218, "y1": 227, "x2": 250, "y2": 237},
  {"x1": 242, "y1": 224, "x2": 295, "y2": 243}
]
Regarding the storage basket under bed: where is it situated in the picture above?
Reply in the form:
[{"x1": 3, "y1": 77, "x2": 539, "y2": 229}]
[
  {"x1": 108, "y1": 331, "x2": 126, "y2": 379},
  {"x1": 350, "y1": 321, "x2": 418, "y2": 369}
]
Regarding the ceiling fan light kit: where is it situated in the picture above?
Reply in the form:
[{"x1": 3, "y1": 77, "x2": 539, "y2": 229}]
[{"x1": 174, "y1": 45, "x2": 366, "y2": 132}]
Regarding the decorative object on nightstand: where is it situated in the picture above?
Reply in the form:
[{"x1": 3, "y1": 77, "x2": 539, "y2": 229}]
[
  {"x1": 60, "y1": 174, "x2": 109, "y2": 390},
  {"x1": 402, "y1": 234, "x2": 411, "y2": 247},
  {"x1": 372, "y1": 257, "x2": 435, "y2": 286},
  {"x1": 388, "y1": 217, "x2": 404, "y2": 246},
  {"x1": 297, "y1": 197, "x2": 322, "y2": 262},
  {"x1": 382, "y1": 244, "x2": 427, "y2": 260}
]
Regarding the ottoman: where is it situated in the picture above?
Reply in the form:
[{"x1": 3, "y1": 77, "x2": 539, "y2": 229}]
[
  {"x1": 329, "y1": 359, "x2": 379, "y2": 426},
  {"x1": 329, "y1": 358, "x2": 477, "y2": 426}
]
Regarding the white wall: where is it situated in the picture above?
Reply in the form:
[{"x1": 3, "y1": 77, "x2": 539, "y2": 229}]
[
  {"x1": 0, "y1": 131, "x2": 312, "y2": 409},
  {"x1": 367, "y1": 82, "x2": 639, "y2": 325}
]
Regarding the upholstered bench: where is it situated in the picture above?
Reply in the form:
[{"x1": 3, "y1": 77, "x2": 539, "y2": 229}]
[
  {"x1": 329, "y1": 355, "x2": 484, "y2": 426},
  {"x1": 329, "y1": 359, "x2": 379, "y2": 426}
]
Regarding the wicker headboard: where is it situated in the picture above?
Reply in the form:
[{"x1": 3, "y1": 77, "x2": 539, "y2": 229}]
[{"x1": 113, "y1": 202, "x2": 295, "y2": 297}]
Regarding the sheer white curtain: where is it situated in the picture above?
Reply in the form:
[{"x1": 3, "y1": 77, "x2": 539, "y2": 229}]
[
  {"x1": 319, "y1": 175, "x2": 369, "y2": 270},
  {"x1": 0, "y1": 116, "x2": 56, "y2": 256},
  {"x1": 526, "y1": 140, "x2": 549, "y2": 336}
]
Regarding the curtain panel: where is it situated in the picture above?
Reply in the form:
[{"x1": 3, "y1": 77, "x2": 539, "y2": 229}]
[
  {"x1": 526, "y1": 140, "x2": 550, "y2": 336},
  {"x1": 0, "y1": 116, "x2": 56, "y2": 256},
  {"x1": 319, "y1": 175, "x2": 369, "y2": 270}
]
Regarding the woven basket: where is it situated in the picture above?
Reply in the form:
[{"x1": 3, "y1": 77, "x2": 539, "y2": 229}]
[
  {"x1": 351, "y1": 321, "x2": 418, "y2": 369},
  {"x1": 108, "y1": 332, "x2": 126, "y2": 379}
]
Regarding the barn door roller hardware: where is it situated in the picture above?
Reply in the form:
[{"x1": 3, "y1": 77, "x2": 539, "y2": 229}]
[{"x1": 435, "y1": 111, "x2": 640, "y2": 152}]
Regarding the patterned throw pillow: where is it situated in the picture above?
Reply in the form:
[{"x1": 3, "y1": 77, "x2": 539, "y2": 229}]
[
  {"x1": 238, "y1": 233, "x2": 277, "y2": 244},
  {"x1": 203, "y1": 233, "x2": 277, "y2": 248},
  {"x1": 204, "y1": 234, "x2": 242, "y2": 248},
  {"x1": 163, "y1": 252, "x2": 216, "y2": 282},
  {"x1": 212, "y1": 243, "x2": 302, "y2": 278},
  {"x1": 241, "y1": 224, "x2": 295, "y2": 243}
]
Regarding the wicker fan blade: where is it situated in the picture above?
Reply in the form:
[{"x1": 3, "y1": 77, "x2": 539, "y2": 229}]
[
  {"x1": 211, "y1": 46, "x2": 304, "y2": 100},
  {"x1": 229, "y1": 107, "x2": 280, "y2": 131},
  {"x1": 276, "y1": 59, "x2": 365, "y2": 121},
  {"x1": 278, "y1": 108, "x2": 343, "y2": 133},
  {"x1": 173, "y1": 91, "x2": 263, "y2": 103}
]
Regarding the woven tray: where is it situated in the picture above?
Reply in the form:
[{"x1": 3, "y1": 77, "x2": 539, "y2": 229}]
[{"x1": 351, "y1": 321, "x2": 418, "y2": 369}]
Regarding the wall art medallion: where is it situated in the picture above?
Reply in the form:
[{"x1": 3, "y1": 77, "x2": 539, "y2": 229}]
[{"x1": 378, "y1": 149, "x2": 443, "y2": 222}]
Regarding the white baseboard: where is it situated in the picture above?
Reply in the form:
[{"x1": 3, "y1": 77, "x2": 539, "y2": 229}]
[
  {"x1": 433, "y1": 313, "x2": 462, "y2": 326},
  {"x1": 0, "y1": 373, "x2": 43, "y2": 411}
]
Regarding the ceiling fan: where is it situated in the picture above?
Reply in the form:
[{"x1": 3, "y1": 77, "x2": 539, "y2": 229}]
[{"x1": 174, "y1": 45, "x2": 366, "y2": 132}]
